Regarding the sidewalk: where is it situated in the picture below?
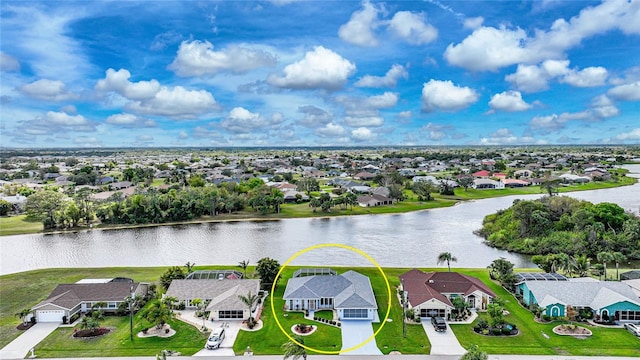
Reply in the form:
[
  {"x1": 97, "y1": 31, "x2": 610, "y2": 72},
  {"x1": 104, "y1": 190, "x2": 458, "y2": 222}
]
[{"x1": 17, "y1": 355, "x2": 640, "y2": 360}]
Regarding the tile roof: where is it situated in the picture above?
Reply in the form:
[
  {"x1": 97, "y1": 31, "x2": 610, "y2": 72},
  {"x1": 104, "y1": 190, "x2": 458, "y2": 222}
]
[{"x1": 399, "y1": 269, "x2": 496, "y2": 308}]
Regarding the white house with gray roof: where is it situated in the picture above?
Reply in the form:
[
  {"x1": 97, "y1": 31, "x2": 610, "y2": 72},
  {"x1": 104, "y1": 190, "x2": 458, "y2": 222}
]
[
  {"x1": 165, "y1": 279, "x2": 260, "y2": 320},
  {"x1": 282, "y1": 270, "x2": 378, "y2": 321}
]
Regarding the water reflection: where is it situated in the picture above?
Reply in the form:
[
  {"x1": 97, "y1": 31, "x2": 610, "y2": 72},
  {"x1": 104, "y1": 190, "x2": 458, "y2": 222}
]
[{"x1": 1, "y1": 165, "x2": 639, "y2": 275}]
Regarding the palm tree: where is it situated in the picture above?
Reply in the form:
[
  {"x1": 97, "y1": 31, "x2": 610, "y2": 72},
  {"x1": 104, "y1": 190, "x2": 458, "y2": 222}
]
[
  {"x1": 238, "y1": 291, "x2": 260, "y2": 328},
  {"x1": 596, "y1": 251, "x2": 614, "y2": 280},
  {"x1": 282, "y1": 335, "x2": 307, "y2": 360},
  {"x1": 612, "y1": 252, "x2": 627, "y2": 280},
  {"x1": 570, "y1": 254, "x2": 592, "y2": 277},
  {"x1": 238, "y1": 260, "x2": 250, "y2": 278},
  {"x1": 15, "y1": 308, "x2": 32, "y2": 326},
  {"x1": 437, "y1": 252, "x2": 458, "y2": 272},
  {"x1": 185, "y1": 261, "x2": 196, "y2": 274},
  {"x1": 143, "y1": 300, "x2": 175, "y2": 329}
]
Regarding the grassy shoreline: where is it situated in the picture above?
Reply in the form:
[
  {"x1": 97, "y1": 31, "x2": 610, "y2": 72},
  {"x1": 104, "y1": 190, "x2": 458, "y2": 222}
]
[
  {"x1": 2, "y1": 266, "x2": 638, "y2": 357},
  {"x1": 1, "y1": 176, "x2": 636, "y2": 237}
]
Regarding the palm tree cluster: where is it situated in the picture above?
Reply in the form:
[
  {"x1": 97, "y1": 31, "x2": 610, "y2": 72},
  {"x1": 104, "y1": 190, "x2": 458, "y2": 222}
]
[{"x1": 309, "y1": 192, "x2": 358, "y2": 213}]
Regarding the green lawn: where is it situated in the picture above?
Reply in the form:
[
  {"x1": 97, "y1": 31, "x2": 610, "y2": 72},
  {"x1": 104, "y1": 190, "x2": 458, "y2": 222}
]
[
  {"x1": 3, "y1": 266, "x2": 639, "y2": 357},
  {"x1": 0, "y1": 215, "x2": 43, "y2": 236},
  {"x1": 34, "y1": 314, "x2": 208, "y2": 358}
]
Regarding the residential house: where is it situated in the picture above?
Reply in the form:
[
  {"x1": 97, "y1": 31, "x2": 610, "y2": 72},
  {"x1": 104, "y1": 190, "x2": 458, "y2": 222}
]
[
  {"x1": 283, "y1": 269, "x2": 378, "y2": 321},
  {"x1": 31, "y1": 278, "x2": 148, "y2": 323},
  {"x1": 473, "y1": 178, "x2": 504, "y2": 189},
  {"x1": 517, "y1": 277, "x2": 640, "y2": 321},
  {"x1": 399, "y1": 269, "x2": 496, "y2": 318},
  {"x1": 621, "y1": 270, "x2": 640, "y2": 280},
  {"x1": 357, "y1": 194, "x2": 392, "y2": 207},
  {"x1": 472, "y1": 170, "x2": 491, "y2": 178},
  {"x1": 165, "y1": 276, "x2": 260, "y2": 320}
]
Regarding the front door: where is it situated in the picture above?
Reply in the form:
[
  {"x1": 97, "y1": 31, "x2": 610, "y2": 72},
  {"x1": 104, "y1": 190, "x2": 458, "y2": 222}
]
[{"x1": 468, "y1": 295, "x2": 476, "y2": 308}]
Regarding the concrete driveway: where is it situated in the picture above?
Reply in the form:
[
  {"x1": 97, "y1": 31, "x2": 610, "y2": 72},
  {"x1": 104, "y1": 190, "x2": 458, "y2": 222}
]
[
  {"x1": 192, "y1": 321, "x2": 242, "y2": 357},
  {"x1": 0, "y1": 322, "x2": 60, "y2": 359},
  {"x1": 421, "y1": 320, "x2": 466, "y2": 355},
  {"x1": 340, "y1": 320, "x2": 382, "y2": 355}
]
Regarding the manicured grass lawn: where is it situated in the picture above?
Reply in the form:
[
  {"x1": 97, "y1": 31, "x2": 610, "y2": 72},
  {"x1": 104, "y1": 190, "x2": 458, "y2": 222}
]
[
  {"x1": 34, "y1": 313, "x2": 208, "y2": 358},
  {"x1": 449, "y1": 269, "x2": 640, "y2": 357},
  {"x1": 3, "y1": 266, "x2": 639, "y2": 357},
  {"x1": 0, "y1": 215, "x2": 43, "y2": 236}
]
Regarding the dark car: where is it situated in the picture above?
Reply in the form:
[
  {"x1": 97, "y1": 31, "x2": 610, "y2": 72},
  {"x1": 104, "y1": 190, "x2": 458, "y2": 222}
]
[{"x1": 431, "y1": 316, "x2": 447, "y2": 331}]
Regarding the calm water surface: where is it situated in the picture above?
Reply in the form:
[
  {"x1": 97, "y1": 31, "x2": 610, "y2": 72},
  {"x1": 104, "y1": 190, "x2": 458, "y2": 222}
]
[{"x1": 2, "y1": 165, "x2": 639, "y2": 275}]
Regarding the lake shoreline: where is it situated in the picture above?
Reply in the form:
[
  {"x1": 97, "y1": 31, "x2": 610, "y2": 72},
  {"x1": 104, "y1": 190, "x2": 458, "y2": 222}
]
[{"x1": 2, "y1": 175, "x2": 637, "y2": 237}]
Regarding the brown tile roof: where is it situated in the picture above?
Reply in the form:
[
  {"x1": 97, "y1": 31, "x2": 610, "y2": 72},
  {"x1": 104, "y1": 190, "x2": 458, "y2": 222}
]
[
  {"x1": 399, "y1": 269, "x2": 496, "y2": 308},
  {"x1": 34, "y1": 282, "x2": 140, "y2": 310}
]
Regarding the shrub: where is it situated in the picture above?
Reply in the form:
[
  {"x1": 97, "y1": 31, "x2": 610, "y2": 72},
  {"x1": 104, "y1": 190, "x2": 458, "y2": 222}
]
[
  {"x1": 502, "y1": 327, "x2": 512, "y2": 335},
  {"x1": 492, "y1": 328, "x2": 502, "y2": 335},
  {"x1": 542, "y1": 314, "x2": 551, "y2": 322},
  {"x1": 482, "y1": 329, "x2": 489, "y2": 335},
  {"x1": 142, "y1": 328, "x2": 148, "y2": 334},
  {"x1": 477, "y1": 319, "x2": 489, "y2": 329},
  {"x1": 165, "y1": 328, "x2": 170, "y2": 334}
]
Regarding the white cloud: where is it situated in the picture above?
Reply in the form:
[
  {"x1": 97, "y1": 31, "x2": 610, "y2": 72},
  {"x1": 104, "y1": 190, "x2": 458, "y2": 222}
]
[
  {"x1": 169, "y1": 40, "x2": 277, "y2": 77},
  {"x1": 220, "y1": 107, "x2": 283, "y2": 134},
  {"x1": 178, "y1": 130, "x2": 188, "y2": 139},
  {"x1": 314, "y1": 122, "x2": 346, "y2": 137},
  {"x1": 106, "y1": 113, "x2": 156, "y2": 128},
  {"x1": 387, "y1": 11, "x2": 437, "y2": 45},
  {"x1": 506, "y1": 60, "x2": 607, "y2": 92},
  {"x1": 0, "y1": 52, "x2": 20, "y2": 72},
  {"x1": 45, "y1": 111, "x2": 90, "y2": 126},
  {"x1": 19, "y1": 111, "x2": 96, "y2": 138},
  {"x1": 73, "y1": 136, "x2": 103, "y2": 146},
  {"x1": 150, "y1": 31, "x2": 183, "y2": 51},
  {"x1": 268, "y1": 46, "x2": 356, "y2": 90},
  {"x1": 445, "y1": 0, "x2": 640, "y2": 71},
  {"x1": 421, "y1": 79, "x2": 478, "y2": 112},
  {"x1": 615, "y1": 128, "x2": 640, "y2": 141},
  {"x1": 344, "y1": 114, "x2": 384, "y2": 127},
  {"x1": 463, "y1": 16, "x2": 484, "y2": 30},
  {"x1": 479, "y1": 128, "x2": 539, "y2": 145},
  {"x1": 351, "y1": 127, "x2": 374, "y2": 141},
  {"x1": 96, "y1": 68, "x2": 218, "y2": 119},
  {"x1": 560, "y1": 66, "x2": 608, "y2": 87},
  {"x1": 297, "y1": 105, "x2": 332, "y2": 127},
  {"x1": 338, "y1": 1, "x2": 380, "y2": 47},
  {"x1": 488, "y1": 91, "x2": 532, "y2": 112},
  {"x1": 95, "y1": 68, "x2": 160, "y2": 100},
  {"x1": 125, "y1": 86, "x2": 218, "y2": 119},
  {"x1": 608, "y1": 81, "x2": 640, "y2": 101},
  {"x1": 136, "y1": 134, "x2": 154, "y2": 143},
  {"x1": 590, "y1": 95, "x2": 619, "y2": 118},
  {"x1": 19, "y1": 78, "x2": 77, "y2": 101},
  {"x1": 337, "y1": 92, "x2": 398, "y2": 127},
  {"x1": 355, "y1": 64, "x2": 408, "y2": 88}
]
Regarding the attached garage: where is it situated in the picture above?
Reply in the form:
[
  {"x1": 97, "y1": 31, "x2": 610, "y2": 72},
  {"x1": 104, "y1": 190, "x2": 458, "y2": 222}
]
[
  {"x1": 217, "y1": 310, "x2": 245, "y2": 319},
  {"x1": 420, "y1": 308, "x2": 446, "y2": 318},
  {"x1": 37, "y1": 310, "x2": 65, "y2": 323}
]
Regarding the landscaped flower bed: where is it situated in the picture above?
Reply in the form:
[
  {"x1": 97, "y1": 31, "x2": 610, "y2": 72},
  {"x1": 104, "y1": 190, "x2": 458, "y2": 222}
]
[
  {"x1": 553, "y1": 324, "x2": 592, "y2": 337},
  {"x1": 473, "y1": 319, "x2": 518, "y2": 336},
  {"x1": 73, "y1": 328, "x2": 110, "y2": 338}
]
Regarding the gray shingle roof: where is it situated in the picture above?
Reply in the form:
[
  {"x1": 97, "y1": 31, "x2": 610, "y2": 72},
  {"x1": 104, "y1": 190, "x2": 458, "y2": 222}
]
[
  {"x1": 283, "y1": 270, "x2": 377, "y2": 309},
  {"x1": 34, "y1": 282, "x2": 142, "y2": 310},
  {"x1": 166, "y1": 279, "x2": 260, "y2": 311},
  {"x1": 525, "y1": 280, "x2": 640, "y2": 309}
]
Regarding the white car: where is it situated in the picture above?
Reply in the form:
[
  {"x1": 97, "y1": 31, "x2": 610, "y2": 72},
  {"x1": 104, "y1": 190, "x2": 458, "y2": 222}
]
[
  {"x1": 205, "y1": 328, "x2": 226, "y2": 349},
  {"x1": 624, "y1": 323, "x2": 640, "y2": 337}
]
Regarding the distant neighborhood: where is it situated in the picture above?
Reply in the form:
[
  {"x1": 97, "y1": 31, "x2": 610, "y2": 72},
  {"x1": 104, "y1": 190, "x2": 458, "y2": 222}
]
[{"x1": 1, "y1": 146, "x2": 638, "y2": 233}]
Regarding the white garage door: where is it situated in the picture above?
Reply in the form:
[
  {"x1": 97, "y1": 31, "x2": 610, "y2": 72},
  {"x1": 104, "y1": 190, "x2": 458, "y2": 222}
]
[{"x1": 37, "y1": 310, "x2": 64, "y2": 323}]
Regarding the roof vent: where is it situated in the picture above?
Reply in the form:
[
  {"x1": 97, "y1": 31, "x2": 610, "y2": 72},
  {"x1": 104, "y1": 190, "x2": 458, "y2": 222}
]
[{"x1": 428, "y1": 280, "x2": 434, "y2": 283}]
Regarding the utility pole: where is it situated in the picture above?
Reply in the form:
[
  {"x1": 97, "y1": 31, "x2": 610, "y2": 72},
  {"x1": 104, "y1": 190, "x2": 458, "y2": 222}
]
[
  {"x1": 128, "y1": 284, "x2": 134, "y2": 341},
  {"x1": 402, "y1": 279, "x2": 407, "y2": 338}
]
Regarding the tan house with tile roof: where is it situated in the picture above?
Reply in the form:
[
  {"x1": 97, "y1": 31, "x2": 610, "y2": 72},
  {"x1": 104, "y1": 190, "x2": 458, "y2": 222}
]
[{"x1": 399, "y1": 269, "x2": 495, "y2": 318}]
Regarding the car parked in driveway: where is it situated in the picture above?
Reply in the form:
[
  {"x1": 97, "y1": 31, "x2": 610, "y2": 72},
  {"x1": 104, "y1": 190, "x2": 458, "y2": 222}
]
[
  {"x1": 205, "y1": 328, "x2": 225, "y2": 350},
  {"x1": 431, "y1": 316, "x2": 447, "y2": 332},
  {"x1": 624, "y1": 323, "x2": 640, "y2": 337}
]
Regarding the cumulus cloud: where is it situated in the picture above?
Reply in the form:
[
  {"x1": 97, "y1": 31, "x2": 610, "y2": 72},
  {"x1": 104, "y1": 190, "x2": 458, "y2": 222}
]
[
  {"x1": 19, "y1": 111, "x2": 97, "y2": 137},
  {"x1": 220, "y1": 107, "x2": 283, "y2": 134},
  {"x1": 387, "y1": 11, "x2": 437, "y2": 45},
  {"x1": 268, "y1": 46, "x2": 356, "y2": 90},
  {"x1": 488, "y1": 91, "x2": 532, "y2": 112},
  {"x1": 445, "y1": 0, "x2": 640, "y2": 71},
  {"x1": 614, "y1": 128, "x2": 640, "y2": 141},
  {"x1": 96, "y1": 68, "x2": 160, "y2": 100},
  {"x1": 463, "y1": 16, "x2": 484, "y2": 30},
  {"x1": 528, "y1": 95, "x2": 618, "y2": 134},
  {"x1": 105, "y1": 113, "x2": 157, "y2": 128},
  {"x1": 506, "y1": 60, "x2": 608, "y2": 92},
  {"x1": 421, "y1": 79, "x2": 478, "y2": 112},
  {"x1": 590, "y1": 95, "x2": 619, "y2": 118},
  {"x1": 479, "y1": 128, "x2": 539, "y2": 145},
  {"x1": 420, "y1": 122, "x2": 454, "y2": 140},
  {"x1": 135, "y1": 134, "x2": 154, "y2": 144},
  {"x1": 314, "y1": 122, "x2": 346, "y2": 137},
  {"x1": 297, "y1": 105, "x2": 332, "y2": 127},
  {"x1": 125, "y1": 86, "x2": 218, "y2": 119},
  {"x1": 608, "y1": 81, "x2": 640, "y2": 101},
  {"x1": 96, "y1": 68, "x2": 218, "y2": 119},
  {"x1": 0, "y1": 52, "x2": 20, "y2": 72},
  {"x1": 351, "y1": 127, "x2": 374, "y2": 141},
  {"x1": 354, "y1": 64, "x2": 408, "y2": 88},
  {"x1": 337, "y1": 92, "x2": 398, "y2": 127},
  {"x1": 19, "y1": 78, "x2": 77, "y2": 101},
  {"x1": 338, "y1": 1, "x2": 380, "y2": 47},
  {"x1": 169, "y1": 40, "x2": 278, "y2": 77}
]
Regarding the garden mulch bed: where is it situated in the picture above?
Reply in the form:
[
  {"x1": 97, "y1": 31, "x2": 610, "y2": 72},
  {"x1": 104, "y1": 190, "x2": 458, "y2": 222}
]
[{"x1": 73, "y1": 328, "x2": 111, "y2": 338}]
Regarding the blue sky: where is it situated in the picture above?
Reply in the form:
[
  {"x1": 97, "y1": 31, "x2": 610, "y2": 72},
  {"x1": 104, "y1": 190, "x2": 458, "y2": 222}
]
[{"x1": 1, "y1": 0, "x2": 639, "y2": 147}]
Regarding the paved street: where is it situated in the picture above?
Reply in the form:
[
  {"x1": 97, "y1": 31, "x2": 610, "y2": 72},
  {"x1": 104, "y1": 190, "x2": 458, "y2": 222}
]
[{"x1": 6, "y1": 355, "x2": 640, "y2": 360}]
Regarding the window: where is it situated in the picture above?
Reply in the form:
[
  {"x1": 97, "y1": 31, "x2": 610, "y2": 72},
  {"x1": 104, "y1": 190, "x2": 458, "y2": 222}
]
[
  {"x1": 617, "y1": 310, "x2": 640, "y2": 321},
  {"x1": 343, "y1": 309, "x2": 368, "y2": 318},
  {"x1": 218, "y1": 310, "x2": 244, "y2": 319},
  {"x1": 108, "y1": 302, "x2": 117, "y2": 309}
]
